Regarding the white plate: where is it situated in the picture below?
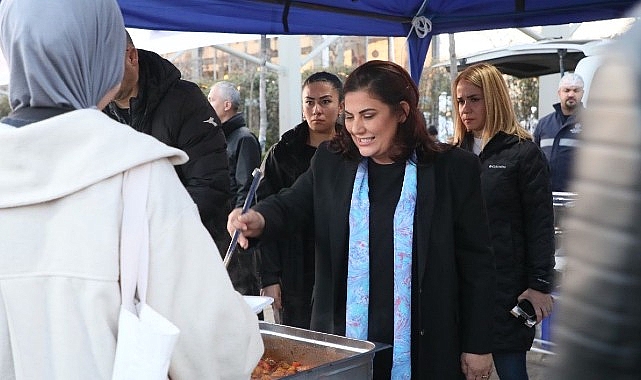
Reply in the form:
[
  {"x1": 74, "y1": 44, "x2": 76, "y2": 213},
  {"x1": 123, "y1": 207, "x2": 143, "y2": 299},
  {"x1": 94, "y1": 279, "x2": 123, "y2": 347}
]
[{"x1": 243, "y1": 295, "x2": 274, "y2": 314}]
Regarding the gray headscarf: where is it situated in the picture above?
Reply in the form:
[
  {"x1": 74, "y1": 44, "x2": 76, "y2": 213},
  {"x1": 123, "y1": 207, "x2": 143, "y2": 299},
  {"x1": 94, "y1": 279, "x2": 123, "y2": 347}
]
[{"x1": 0, "y1": 0, "x2": 126, "y2": 110}]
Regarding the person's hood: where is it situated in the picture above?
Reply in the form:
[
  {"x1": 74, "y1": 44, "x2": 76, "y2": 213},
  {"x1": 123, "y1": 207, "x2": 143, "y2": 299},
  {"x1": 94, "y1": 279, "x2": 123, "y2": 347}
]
[
  {"x1": 0, "y1": 109, "x2": 187, "y2": 208},
  {"x1": 136, "y1": 49, "x2": 182, "y2": 111},
  {"x1": 0, "y1": 0, "x2": 125, "y2": 111}
]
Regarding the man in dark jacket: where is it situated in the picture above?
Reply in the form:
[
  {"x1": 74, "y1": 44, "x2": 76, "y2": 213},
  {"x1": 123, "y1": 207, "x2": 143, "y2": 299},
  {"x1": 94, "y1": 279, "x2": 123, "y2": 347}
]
[
  {"x1": 208, "y1": 81, "x2": 261, "y2": 295},
  {"x1": 534, "y1": 73, "x2": 584, "y2": 192},
  {"x1": 105, "y1": 31, "x2": 231, "y2": 253},
  {"x1": 208, "y1": 81, "x2": 261, "y2": 208}
]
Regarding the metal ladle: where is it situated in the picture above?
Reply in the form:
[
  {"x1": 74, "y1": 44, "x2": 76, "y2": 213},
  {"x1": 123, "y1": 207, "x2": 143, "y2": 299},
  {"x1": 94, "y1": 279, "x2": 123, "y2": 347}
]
[{"x1": 223, "y1": 167, "x2": 262, "y2": 268}]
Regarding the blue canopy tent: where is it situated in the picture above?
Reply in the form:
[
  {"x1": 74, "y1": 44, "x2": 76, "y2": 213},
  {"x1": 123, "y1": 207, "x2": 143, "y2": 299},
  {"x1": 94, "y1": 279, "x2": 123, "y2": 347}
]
[{"x1": 117, "y1": 0, "x2": 638, "y2": 82}]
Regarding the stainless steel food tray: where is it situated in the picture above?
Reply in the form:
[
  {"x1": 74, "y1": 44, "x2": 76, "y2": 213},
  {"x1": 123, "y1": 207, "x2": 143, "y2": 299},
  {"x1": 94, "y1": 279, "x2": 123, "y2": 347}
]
[{"x1": 259, "y1": 321, "x2": 377, "y2": 379}]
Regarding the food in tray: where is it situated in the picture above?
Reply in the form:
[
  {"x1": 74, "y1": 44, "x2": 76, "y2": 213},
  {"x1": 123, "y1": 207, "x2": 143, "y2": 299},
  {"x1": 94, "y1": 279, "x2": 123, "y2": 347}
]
[{"x1": 251, "y1": 356, "x2": 312, "y2": 379}]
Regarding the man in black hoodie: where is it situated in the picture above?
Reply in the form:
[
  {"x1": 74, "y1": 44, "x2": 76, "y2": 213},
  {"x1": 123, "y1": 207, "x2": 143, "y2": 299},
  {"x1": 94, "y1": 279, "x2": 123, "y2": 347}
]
[{"x1": 105, "y1": 31, "x2": 232, "y2": 254}]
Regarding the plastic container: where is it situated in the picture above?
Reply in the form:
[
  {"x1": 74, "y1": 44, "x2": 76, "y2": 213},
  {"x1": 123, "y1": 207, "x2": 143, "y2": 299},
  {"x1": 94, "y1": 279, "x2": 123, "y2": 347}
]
[{"x1": 243, "y1": 296, "x2": 274, "y2": 314}]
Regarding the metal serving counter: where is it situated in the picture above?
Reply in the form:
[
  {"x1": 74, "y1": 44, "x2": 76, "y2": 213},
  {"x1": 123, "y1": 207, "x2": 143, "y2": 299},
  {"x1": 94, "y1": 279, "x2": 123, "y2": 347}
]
[
  {"x1": 259, "y1": 322, "x2": 379, "y2": 379},
  {"x1": 552, "y1": 191, "x2": 577, "y2": 272},
  {"x1": 532, "y1": 192, "x2": 577, "y2": 355}
]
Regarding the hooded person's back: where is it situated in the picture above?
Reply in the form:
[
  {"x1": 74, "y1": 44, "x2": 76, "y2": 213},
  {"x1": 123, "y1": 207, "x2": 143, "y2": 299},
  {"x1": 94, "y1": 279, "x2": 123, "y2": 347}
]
[{"x1": 0, "y1": 0, "x2": 262, "y2": 378}]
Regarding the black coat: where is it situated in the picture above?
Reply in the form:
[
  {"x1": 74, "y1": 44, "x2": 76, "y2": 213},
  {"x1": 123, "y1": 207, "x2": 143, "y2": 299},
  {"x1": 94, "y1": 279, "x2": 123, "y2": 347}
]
[
  {"x1": 221, "y1": 113, "x2": 262, "y2": 294},
  {"x1": 222, "y1": 113, "x2": 261, "y2": 208},
  {"x1": 257, "y1": 122, "x2": 320, "y2": 328},
  {"x1": 254, "y1": 143, "x2": 496, "y2": 379},
  {"x1": 463, "y1": 132, "x2": 555, "y2": 352},
  {"x1": 105, "y1": 49, "x2": 231, "y2": 245}
]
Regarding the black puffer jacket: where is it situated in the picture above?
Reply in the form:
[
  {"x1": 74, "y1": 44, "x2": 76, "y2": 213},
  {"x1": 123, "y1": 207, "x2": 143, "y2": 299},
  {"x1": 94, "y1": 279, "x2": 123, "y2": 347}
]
[
  {"x1": 105, "y1": 49, "x2": 231, "y2": 246},
  {"x1": 256, "y1": 121, "x2": 321, "y2": 328},
  {"x1": 462, "y1": 131, "x2": 555, "y2": 352}
]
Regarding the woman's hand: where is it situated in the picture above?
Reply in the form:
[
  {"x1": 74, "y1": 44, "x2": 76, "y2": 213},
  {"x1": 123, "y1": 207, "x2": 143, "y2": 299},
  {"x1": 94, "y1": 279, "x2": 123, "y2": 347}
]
[
  {"x1": 227, "y1": 208, "x2": 266, "y2": 249},
  {"x1": 261, "y1": 284, "x2": 282, "y2": 323},
  {"x1": 519, "y1": 288, "x2": 553, "y2": 323},
  {"x1": 461, "y1": 353, "x2": 493, "y2": 380}
]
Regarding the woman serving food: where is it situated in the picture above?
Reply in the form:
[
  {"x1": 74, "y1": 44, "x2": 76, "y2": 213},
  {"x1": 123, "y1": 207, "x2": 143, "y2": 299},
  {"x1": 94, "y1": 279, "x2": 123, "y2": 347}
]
[{"x1": 229, "y1": 60, "x2": 496, "y2": 379}]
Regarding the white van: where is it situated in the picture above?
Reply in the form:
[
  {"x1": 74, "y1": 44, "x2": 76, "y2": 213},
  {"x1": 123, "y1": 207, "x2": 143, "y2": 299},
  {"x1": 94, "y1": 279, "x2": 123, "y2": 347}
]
[{"x1": 451, "y1": 38, "x2": 611, "y2": 114}]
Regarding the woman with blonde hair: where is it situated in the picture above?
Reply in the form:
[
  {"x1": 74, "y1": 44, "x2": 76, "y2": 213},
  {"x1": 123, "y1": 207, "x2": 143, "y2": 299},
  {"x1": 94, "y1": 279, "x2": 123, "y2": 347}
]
[
  {"x1": 452, "y1": 63, "x2": 531, "y2": 154},
  {"x1": 452, "y1": 63, "x2": 555, "y2": 380}
]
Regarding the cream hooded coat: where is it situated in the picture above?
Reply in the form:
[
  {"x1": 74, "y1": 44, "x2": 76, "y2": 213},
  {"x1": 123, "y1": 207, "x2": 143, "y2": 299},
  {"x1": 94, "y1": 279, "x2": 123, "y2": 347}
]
[{"x1": 0, "y1": 110, "x2": 263, "y2": 379}]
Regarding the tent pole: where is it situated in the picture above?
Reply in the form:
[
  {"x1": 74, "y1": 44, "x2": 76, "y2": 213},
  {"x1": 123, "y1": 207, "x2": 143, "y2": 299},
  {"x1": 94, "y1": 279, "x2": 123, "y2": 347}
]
[{"x1": 449, "y1": 34, "x2": 458, "y2": 83}]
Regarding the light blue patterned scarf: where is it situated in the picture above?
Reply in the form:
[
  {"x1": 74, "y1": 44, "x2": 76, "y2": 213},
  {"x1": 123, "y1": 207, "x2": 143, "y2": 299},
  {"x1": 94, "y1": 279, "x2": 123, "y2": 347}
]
[{"x1": 346, "y1": 157, "x2": 417, "y2": 379}]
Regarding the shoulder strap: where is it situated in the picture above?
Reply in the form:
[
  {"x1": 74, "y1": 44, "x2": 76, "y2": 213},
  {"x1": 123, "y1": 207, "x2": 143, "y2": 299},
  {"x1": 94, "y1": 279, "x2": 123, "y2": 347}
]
[{"x1": 119, "y1": 163, "x2": 152, "y2": 313}]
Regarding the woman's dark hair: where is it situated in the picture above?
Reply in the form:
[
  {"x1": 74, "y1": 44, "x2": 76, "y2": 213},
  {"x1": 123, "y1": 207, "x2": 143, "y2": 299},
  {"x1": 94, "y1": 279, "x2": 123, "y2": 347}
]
[
  {"x1": 330, "y1": 60, "x2": 440, "y2": 161},
  {"x1": 303, "y1": 71, "x2": 344, "y2": 101}
]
